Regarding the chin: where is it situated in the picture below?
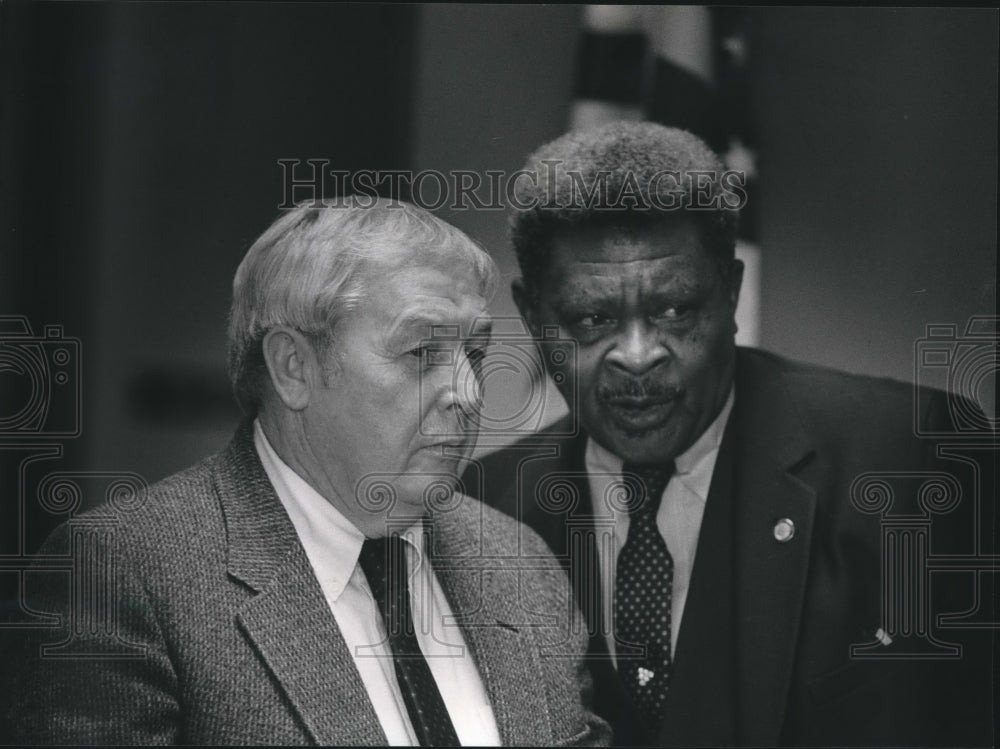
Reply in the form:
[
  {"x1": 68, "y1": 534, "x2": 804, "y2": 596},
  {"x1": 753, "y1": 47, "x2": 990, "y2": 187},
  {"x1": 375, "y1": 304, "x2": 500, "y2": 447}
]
[
  {"x1": 620, "y1": 444, "x2": 677, "y2": 465},
  {"x1": 398, "y1": 471, "x2": 458, "y2": 498},
  {"x1": 606, "y1": 425, "x2": 688, "y2": 464}
]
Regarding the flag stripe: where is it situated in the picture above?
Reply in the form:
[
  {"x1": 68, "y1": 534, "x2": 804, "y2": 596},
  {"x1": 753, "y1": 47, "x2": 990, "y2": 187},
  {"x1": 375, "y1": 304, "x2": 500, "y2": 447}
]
[
  {"x1": 645, "y1": 57, "x2": 719, "y2": 148},
  {"x1": 574, "y1": 30, "x2": 647, "y2": 105}
]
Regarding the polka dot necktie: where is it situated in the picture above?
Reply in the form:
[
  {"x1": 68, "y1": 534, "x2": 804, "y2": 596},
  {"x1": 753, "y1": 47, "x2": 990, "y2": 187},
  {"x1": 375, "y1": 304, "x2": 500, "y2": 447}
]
[
  {"x1": 358, "y1": 535, "x2": 460, "y2": 747},
  {"x1": 614, "y1": 460, "x2": 676, "y2": 728}
]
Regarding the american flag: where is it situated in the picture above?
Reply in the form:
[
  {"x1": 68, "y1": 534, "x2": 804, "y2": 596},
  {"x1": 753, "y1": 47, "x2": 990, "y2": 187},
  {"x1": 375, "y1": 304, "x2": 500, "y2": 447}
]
[{"x1": 569, "y1": 5, "x2": 761, "y2": 347}]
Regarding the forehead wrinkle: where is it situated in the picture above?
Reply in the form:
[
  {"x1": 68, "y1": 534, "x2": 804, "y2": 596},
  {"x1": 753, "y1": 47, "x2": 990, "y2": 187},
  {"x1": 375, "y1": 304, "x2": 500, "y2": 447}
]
[
  {"x1": 550, "y1": 218, "x2": 709, "y2": 269},
  {"x1": 553, "y1": 255, "x2": 706, "y2": 301},
  {"x1": 386, "y1": 297, "x2": 488, "y2": 341},
  {"x1": 555, "y1": 250, "x2": 701, "y2": 272}
]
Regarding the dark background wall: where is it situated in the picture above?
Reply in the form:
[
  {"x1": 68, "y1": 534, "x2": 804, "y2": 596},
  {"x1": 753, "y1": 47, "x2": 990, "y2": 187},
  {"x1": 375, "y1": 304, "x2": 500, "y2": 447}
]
[
  {"x1": 1, "y1": 4, "x2": 996, "y2": 554},
  {"x1": 753, "y1": 7, "x2": 997, "y2": 392},
  {"x1": 1, "y1": 1, "x2": 419, "y2": 552}
]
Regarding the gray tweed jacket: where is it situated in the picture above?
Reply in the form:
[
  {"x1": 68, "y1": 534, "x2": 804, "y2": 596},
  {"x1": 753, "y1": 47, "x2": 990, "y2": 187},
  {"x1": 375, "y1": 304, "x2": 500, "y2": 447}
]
[{"x1": 4, "y1": 422, "x2": 610, "y2": 746}]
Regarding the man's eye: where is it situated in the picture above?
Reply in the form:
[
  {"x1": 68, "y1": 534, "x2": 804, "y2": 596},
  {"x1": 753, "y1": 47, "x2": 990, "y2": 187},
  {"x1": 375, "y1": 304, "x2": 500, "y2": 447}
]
[
  {"x1": 465, "y1": 345, "x2": 487, "y2": 367},
  {"x1": 577, "y1": 313, "x2": 615, "y2": 329},
  {"x1": 653, "y1": 305, "x2": 692, "y2": 322},
  {"x1": 408, "y1": 346, "x2": 455, "y2": 366}
]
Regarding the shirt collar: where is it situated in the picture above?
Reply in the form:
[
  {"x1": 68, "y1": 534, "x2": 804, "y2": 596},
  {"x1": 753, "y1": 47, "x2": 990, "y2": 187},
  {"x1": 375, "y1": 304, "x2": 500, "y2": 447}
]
[
  {"x1": 252, "y1": 419, "x2": 424, "y2": 600},
  {"x1": 585, "y1": 386, "x2": 735, "y2": 502}
]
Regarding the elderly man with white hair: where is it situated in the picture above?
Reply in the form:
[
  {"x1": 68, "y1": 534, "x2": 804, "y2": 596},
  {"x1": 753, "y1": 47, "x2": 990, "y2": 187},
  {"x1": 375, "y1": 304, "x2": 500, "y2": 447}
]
[{"x1": 4, "y1": 198, "x2": 610, "y2": 747}]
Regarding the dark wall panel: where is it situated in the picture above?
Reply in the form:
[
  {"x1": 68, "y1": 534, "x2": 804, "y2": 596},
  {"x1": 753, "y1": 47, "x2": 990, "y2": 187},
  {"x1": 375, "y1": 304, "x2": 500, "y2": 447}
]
[
  {"x1": 1, "y1": 2, "x2": 417, "y2": 549},
  {"x1": 753, "y1": 8, "x2": 997, "y2": 398}
]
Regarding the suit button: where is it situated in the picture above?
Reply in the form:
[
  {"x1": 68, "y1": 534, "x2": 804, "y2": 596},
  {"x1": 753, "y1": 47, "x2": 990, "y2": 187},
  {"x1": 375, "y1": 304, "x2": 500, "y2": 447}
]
[{"x1": 773, "y1": 518, "x2": 795, "y2": 542}]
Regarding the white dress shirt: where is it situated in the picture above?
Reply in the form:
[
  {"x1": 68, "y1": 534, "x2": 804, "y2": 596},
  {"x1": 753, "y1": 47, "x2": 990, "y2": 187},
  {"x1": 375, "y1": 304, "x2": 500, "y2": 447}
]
[
  {"x1": 253, "y1": 420, "x2": 501, "y2": 747},
  {"x1": 585, "y1": 389, "x2": 735, "y2": 662}
]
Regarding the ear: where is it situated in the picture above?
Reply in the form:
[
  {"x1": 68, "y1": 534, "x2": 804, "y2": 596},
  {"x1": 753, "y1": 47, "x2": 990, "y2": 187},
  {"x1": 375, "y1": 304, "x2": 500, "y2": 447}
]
[
  {"x1": 726, "y1": 258, "x2": 745, "y2": 336},
  {"x1": 727, "y1": 258, "x2": 745, "y2": 312},
  {"x1": 261, "y1": 326, "x2": 321, "y2": 411},
  {"x1": 511, "y1": 278, "x2": 542, "y2": 337}
]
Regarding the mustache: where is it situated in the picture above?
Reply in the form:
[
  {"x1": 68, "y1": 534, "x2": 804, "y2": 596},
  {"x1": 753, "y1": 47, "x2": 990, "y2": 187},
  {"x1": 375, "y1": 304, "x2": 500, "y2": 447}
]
[{"x1": 596, "y1": 379, "x2": 683, "y2": 402}]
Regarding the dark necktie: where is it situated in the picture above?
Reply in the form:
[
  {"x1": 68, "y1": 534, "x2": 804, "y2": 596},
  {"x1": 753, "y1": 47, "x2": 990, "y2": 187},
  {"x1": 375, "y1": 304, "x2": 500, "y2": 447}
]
[
  {"x1": 614, "y1": 460, "x2": 676, "y2": 728},
  {"x1": 357, "y1": 535, "x2": 461, "y2": 747}
]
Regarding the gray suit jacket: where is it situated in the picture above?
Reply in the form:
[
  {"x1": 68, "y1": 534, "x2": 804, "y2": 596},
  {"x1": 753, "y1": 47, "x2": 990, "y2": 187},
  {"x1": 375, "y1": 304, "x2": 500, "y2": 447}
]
[{"x1": 4, "y1": 422, "x2": 610, "y2": 746}]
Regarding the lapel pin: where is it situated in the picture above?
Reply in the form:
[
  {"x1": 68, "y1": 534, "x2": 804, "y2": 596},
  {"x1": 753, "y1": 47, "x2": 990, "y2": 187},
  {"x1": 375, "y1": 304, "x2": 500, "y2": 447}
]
[
  {"x1": 773, "y1": 518, "x2": 795, "y2": 542},
  {"x1": 637, "y1": 667, "x2": 654, "y2": 686}
]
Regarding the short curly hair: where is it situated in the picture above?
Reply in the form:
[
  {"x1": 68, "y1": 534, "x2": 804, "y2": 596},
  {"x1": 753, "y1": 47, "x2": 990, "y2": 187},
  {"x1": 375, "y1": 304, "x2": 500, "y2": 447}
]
[{"x1": 510, "y1": 121, "x2": 741, "y2": 295}]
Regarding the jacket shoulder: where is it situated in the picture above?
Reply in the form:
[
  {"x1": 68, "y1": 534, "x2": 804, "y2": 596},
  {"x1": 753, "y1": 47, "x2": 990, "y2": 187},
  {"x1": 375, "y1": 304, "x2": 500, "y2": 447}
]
[
  {"x1": 32, "y1": 452, "x2": 229, "y2": 583},
  {"x1": 465, "y1": 418, "x2": 584, "y2": 503},
  {"x1": 444, "y1": 492, "x2": 561, "y2": 563},
  {"x1": 736, "y1": 346, "x2": 955, "y2": 437}
]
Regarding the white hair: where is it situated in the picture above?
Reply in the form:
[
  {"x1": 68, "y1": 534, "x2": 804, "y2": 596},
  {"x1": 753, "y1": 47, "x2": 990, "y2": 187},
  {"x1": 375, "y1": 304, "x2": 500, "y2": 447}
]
[{"x1": 227, "y1": 197, "x2": 498, "y2": 415}]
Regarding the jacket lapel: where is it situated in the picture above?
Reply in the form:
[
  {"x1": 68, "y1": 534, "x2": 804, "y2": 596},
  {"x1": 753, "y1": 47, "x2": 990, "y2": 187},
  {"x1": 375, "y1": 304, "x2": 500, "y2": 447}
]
[
  {"x1": 732, "y1": 351, "x2": 819, "y2": 746},
  {"x1": 213, "y1": 422, "x2": 386, "y2": 746},
  {"x1": 657, "y1": 420, "x2": 738, "y2": 747},
  {"x1": 430, "y1": 505, "x2": 556, "y2": 746}
]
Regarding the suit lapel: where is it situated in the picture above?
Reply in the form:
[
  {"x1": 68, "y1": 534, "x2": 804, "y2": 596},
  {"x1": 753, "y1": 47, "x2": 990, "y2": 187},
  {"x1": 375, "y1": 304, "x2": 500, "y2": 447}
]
[
  {"x1": 430, "y1": 506, "x2": 555, "y2": 746},
  {"x1": 658, "y1": 420, "x2": 738, "y2": 747},
  {"x1": 732, "y1": 351, "x2": 819, "y2": 746},
  {"x1": 213, "y1": 422, "x2": 386, "y2": 746},
  {"x1": 236, "y1": 545, "x2": 386, "y2": 746}
]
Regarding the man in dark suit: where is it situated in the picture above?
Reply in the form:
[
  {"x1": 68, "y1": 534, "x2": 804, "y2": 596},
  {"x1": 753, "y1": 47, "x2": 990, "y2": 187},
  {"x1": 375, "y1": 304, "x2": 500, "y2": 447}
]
[
  {"x1": 3, "y1": 199, "x2": 610, "y2": 746},
  {"x1": 467, "y1": 122, "x2": 995, "y2": 747}
]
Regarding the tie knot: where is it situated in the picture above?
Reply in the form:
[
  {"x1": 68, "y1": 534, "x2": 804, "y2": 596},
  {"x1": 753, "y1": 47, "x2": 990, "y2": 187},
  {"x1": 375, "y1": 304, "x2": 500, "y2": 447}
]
[{"x1": 622, "y1": 460, "x2": 675, "y2": 515}]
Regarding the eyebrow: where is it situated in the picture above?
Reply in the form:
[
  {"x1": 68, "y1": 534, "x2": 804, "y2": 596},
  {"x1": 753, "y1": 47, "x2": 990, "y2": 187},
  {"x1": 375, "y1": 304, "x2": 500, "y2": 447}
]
[{"x1": 388, "y1": 315, "x2": 493, "y2": 341}]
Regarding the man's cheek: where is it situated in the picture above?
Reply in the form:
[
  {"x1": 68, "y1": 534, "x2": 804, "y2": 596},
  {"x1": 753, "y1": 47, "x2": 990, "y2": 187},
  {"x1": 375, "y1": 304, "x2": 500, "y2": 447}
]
[
  {"x1": 563, "y1": 359, "x2": 598, "y2": 412},
  {"x1": 552, "y1": 372, "x2": 577, "y2": 415}
]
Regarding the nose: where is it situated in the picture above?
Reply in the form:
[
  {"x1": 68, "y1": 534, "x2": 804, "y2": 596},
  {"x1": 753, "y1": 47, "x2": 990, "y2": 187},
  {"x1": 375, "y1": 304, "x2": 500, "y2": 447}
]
[{"x1": 604, "y1": 319, "x2": 670, "y2": 376}]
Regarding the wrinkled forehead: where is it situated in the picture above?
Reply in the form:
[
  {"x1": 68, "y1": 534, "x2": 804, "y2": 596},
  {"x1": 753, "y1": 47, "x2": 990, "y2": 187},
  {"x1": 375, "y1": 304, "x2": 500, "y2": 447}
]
[
  {"x1": 547, "y1": 218, "x2": 710, "y2": 268},
  {"x1": 532, "y1": 219, "x2": 721, "y2": 309}
]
